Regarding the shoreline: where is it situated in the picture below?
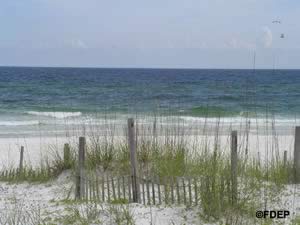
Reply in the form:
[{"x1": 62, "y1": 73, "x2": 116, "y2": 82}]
[
  {"x1": 0, "y1": 132, "x2": 296, "y2": 168},
  {"x1": 0, "y1": 114, "x2": 299, "y2": 138}
]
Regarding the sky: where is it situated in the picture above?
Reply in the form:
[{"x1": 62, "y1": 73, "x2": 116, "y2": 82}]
[{"x1": 0, "y1": 0, "x2": 300, "y2": 69}]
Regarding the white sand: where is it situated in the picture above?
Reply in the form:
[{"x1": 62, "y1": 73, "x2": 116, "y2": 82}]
[
  {"x1": 0, "y1": 131, "x2": 296, "y2": 168},
  {"x1": 0, "y1": 126, "x2": 299, "y2": 224},
  {"x1": 0, "y1": 171, "x2": 299, "y2": 224}
]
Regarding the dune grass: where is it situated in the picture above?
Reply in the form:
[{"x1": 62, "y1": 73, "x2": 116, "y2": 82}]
[{"x1": 0, "y1": 114, "x2": 297, "y2": 223}]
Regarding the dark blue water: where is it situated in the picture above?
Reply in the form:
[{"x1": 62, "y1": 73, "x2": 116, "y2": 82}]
[{"x1": 0, "y1": 67, "x2": 300, "y2": 122}]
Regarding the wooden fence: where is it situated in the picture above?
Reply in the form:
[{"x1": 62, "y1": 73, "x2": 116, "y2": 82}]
[
  {"x1": 0, "y1": 118, "x2": 299, "y2": 205},
  {"x1": 73, "y1": 119, "x2": 300, "y2": 205},
  {"x1": 77, "y1": 173, "x2": 229, "y2": 206}
]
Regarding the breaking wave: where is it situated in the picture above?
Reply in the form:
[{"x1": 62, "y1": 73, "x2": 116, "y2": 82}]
[
  {"x1": 0, "y1": 120, "x2": 41, "y2": 126},
  {"x1": 26, "y1": 111, "x2": 82, "y2": 119}
]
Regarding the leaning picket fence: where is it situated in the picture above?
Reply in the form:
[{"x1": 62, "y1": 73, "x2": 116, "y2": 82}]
[
  {"x1": 73, "y1": 119, "x2": 300, "y2": 206},
  {"x1": 74, "y1": 119, "x2": 237, "y2": 206},
  {"x1": 79, "y1": 173, "x2": 204, "y2": 206}
]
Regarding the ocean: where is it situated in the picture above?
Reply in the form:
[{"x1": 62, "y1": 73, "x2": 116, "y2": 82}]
[{"x1": 0, "y1": 67, "x2": 300, "y2": 137}]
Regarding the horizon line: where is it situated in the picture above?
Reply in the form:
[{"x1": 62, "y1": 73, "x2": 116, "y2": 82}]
[{"x1": 1, "y1": 65, "x2": 300, "y2": 70}]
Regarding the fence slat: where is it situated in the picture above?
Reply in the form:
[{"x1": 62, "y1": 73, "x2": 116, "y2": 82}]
[
  {"x1": 146, "y1": 177, "x2": 150, "y2": 205},
  {"x1": 128, "y1": 176, "x2": 132, "y2": 202},
  {"x1": 142, "y1": 177, "x2": 145, "y2": 205},
  {"x1": 194, "y1": 177, "x2": 198, "y2": 206},
  {"x1": 107, "y1": 175, "x2": 111, "y2": 202},
  {"x1": 283, "y1": 150, "x2": 288, "y2": 168},
  {"x1": 157, "y1": 176, "x2": 161, "y2": 205},
  {"x1": 231, "y1": 130, "x2": 238, "y2": 205},
  {"x1": 19, "y1": 146, "x2": 24, "y2": 173},
  {"x1": 176, "y1": 177, "x2": 180, "y2": 204},
  {"x1": 122, "y1": 176, "x2": 126, "y2": 200},
  {"x1": 96, "y1": 176, "x2": 100, "y2": 202},
  {"x1": 92, "y1": 174, "x2": 96, "y2": 202},
  {"x1": 152, "y1": 177, "x2": 156, "y2": 205},
  {"x1": 117, "y1": 177, "x2": 121, "y2": 200},
  {"x1": 188, "y1": 178, "x2": 192, "y2": 206},
  {"x1": 164, "y1": 177, "x2": 168, "y2": 205},
  {"x1": 85, "y1": 178, "x2": 89, "y2": 202},
  {"x1": 89, "y1": 177, "x2": 93, "y2": 202},
  {"x1": 112, "y1": 177, "x2": 116, "y2": 201},
  {"x1": 102, "y1": 175, "x2": 105, "y2": 202},
  {"x1": 220, "y1": 176, "x2": 225, "y2": 205},
  {"x1": 170, "y1": 177, "x2": 174, "y2": 204},
  {"x1": 182, "y1": 178, "x2": 186, "y2": 205}
]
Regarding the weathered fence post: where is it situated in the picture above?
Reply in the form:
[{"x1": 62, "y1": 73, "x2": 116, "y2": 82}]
[
  {"x1": 19, "y1": 146, "x2": 24, "y2": 173},
  {"x1": 294, "y1": 127, "x2": 300, "y2": 183},
  {"x1": 75, "y1": 137, "x2": 86, "y2": 199},
  {"x1": 231, "y1": 130, "x2": 238, "y2": 205},
  {"x1": 128, "y1": 118, "x2": 140, "y2": 203},
  {"x1": 283, "y1": 150, "x2": 287, "y2": 168},
  {"x1": 64, "y1": 143, "x2": 71, "y2": 169}
]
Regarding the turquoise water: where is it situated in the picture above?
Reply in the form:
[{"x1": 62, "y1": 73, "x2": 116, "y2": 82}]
[{"x1": 0, "y1": 67, "x2": 300, "y2": 136}]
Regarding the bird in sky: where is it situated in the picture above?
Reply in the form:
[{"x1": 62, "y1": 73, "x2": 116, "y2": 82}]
[{"x1": 272, "y1": 20, "x2": 281, "y2": 24}]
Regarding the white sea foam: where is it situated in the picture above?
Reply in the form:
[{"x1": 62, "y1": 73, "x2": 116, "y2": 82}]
[
  {"x1": 0, "y1": 120, "x2": 41, "y2": 126},
  {"x1": 178, "y1": 116, "x2": 299, "y2": 126},
  {"x1": 26, "y1": 111, "x2": 82, "y2": 119}
]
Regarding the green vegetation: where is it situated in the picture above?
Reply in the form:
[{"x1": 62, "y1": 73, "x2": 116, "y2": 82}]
[
  {"x1": 0, "y1": 116, "x2": 297, "y2": 224},
  {"x1": 0, "y1": 147, "x2": 76, "y2": 183},
  {"x1": 0, "y1": 199, "x2": 136, "y2": 225}
]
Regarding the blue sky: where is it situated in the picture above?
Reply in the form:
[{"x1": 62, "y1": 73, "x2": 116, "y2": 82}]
[{"x1": 1, "y1": 0, "x2": 299, "y2": 68}]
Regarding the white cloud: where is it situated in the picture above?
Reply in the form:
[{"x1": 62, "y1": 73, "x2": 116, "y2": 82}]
[
  {"x1": 225, "y1": 37, "x2": 255, "y2": 50},
  {"x1": 261, "y1": 26, "x2": 273, "y2": 48},
  {"x1": 69, "y1": 39, "x2": 88, "y2": 49}
]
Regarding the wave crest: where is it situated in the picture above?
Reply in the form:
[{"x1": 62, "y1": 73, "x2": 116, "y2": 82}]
[
  {"x1": 26, "y1": 111, "x2": 82, "y2": 119},
  {"x1": 0, "y1": 120, "x2": 41, "y2": 126}
]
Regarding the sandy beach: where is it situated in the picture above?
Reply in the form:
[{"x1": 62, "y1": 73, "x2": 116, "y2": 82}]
[{"x1": 0, "y1": 128, "x2": 296, "y2": 169}]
